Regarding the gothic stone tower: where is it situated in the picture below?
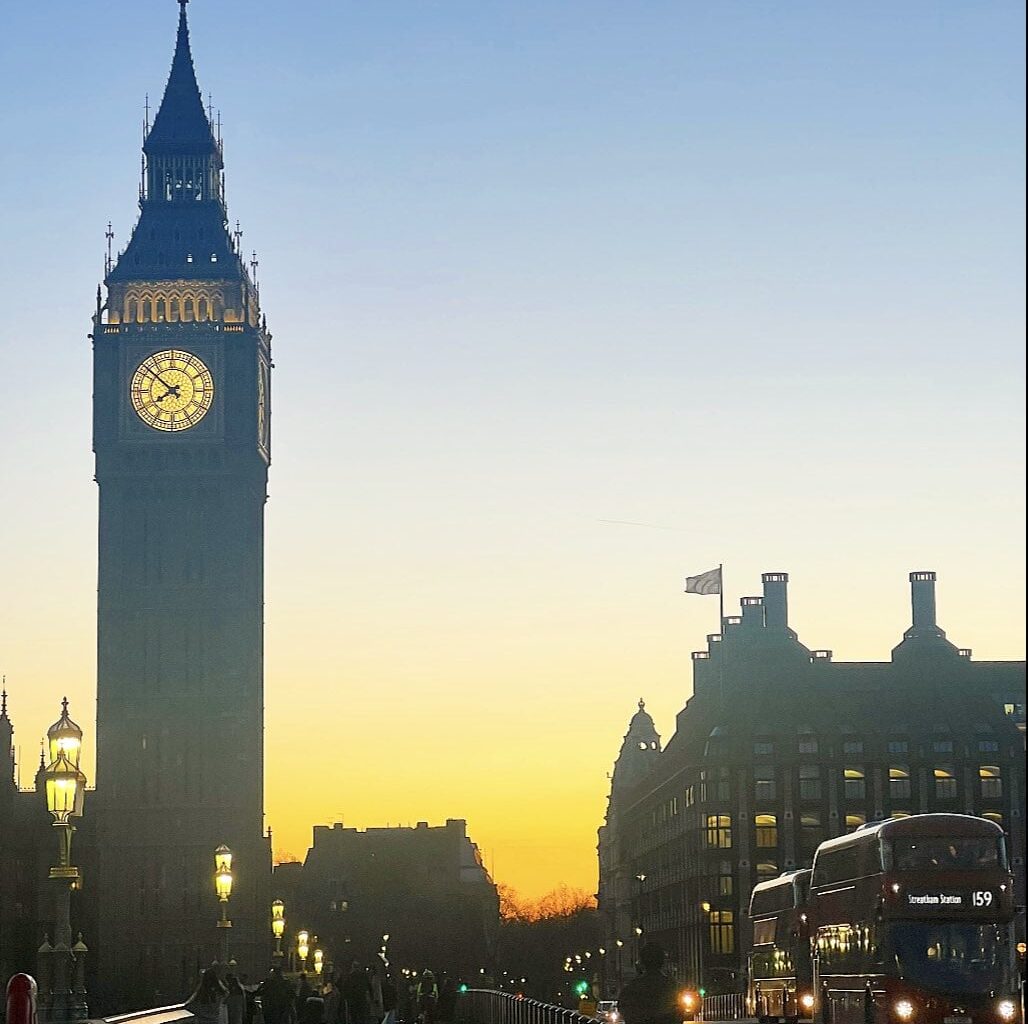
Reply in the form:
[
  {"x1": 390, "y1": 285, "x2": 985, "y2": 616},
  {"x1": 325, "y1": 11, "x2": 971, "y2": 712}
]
[{"x1": 92, "y1": 3, "x2": 271, "y2": 1006}]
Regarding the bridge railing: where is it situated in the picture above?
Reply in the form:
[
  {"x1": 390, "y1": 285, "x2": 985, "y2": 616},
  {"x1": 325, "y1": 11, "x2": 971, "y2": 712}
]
[
  {"x1": 456, "y1": 990, "x2": 596, "y2": 1024},
  {"x1": 702, "y1": 993, "x2": 748, "y2": 1021}
]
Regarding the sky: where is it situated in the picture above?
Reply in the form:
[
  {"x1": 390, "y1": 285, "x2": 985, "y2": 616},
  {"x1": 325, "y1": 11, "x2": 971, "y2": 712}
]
[{"x1": 0, "y1": 1, "x2": 1024, "y2": 899}]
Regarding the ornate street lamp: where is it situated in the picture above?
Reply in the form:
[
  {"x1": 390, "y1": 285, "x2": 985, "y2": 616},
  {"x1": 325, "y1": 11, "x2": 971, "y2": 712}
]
[
  {"x1": 39, "y1": 698, "x2": 89, "y2": 1024},
  {"x1": 214, "y1": 845, "x2": 234, "y2": 963},
  {"x1": 297, "y1": 930, "x2": 310, "y2": 971},
  {"x1": 271, "y1": 900, "x2": 286, "y2": 959},
  {"x1": 313, "y1": 949, "x2": 324, "y2": 976}
]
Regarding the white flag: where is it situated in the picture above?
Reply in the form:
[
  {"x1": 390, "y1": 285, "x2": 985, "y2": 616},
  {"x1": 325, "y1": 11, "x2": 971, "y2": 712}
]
[{"x1": 685, "y1": 566, "x2": 722, "y2": 595}]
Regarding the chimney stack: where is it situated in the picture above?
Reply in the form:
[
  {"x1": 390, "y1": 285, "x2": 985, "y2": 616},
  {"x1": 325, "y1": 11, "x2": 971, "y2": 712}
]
[
  {"x1": 762, "y1": 572, "x2": 789, "y2": 632},
  {"x1": 740, "y1": 596, "x2": 764, "y2": 630},
  {"x1": 909, "y1": 571, "x2": 937, "y2": 631}
]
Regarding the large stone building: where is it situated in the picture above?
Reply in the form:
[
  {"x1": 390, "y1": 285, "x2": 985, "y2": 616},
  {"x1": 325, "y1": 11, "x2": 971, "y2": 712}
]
[
  {"x1": 597, "y1": 571, "x2": 1026, "y2": 995},
  {"x1": 272, "y1": 820, "x2": 500, "y2": 981},
  {"x1": 2, "y1": 5, "x2": 273, "y2": 1012}
]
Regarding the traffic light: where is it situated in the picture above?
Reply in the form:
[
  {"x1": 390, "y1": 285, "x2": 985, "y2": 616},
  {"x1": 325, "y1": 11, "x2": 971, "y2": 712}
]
[
  {"x1": 459, "y1": 985, "x2": 468, "y2": 994},
  {"x1": 575, "y1": 980, "x2": 590, "y2": 998},
  {"x1": 698, "y1": 988, "x2": 706, "y2": 998}
]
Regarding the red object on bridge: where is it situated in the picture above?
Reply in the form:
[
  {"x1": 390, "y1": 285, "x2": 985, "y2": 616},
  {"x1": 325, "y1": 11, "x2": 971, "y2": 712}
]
[{"x1": 5, "y1": 974, "x2": 38, "y2": 1024}]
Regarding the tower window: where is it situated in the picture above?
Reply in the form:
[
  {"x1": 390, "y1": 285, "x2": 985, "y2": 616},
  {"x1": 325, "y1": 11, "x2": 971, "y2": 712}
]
[
  {"x1": 708, "y1": 910, "x2": 734, "y2": 955},
  {"x1": 799, "y1": 765, "x2": 821, "y2": 800},
  {"x1": 704, "y1": 814, "x2": 733, "y2": 850},
  {"x1": 843, "y1": 767, "x2": 866, "y2": 800},
  {"x1": 845, "y1": 813, "x2": 866, "y2": 832},
  {"x1": 755, "y1": 813, "x2": 778, "y2": 848}
]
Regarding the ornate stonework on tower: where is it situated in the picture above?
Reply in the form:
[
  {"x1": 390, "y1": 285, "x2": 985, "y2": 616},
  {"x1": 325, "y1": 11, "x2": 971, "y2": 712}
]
[{"x1": 92, "y1": 3, "x2": 271, "y2": 1006}]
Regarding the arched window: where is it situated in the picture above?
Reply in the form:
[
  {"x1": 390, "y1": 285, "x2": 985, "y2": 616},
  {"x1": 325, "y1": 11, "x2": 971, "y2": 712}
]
[
  {"x1": 979, "y1": 765, "x2": 1002, "y2": 799},
  {"x1": 889, "y1": 766, "x2": 911, "y2": 800},
  {"x1": 183, "y1": 295, "x2": 195, "y2": 322},
  {"x1": 843, "y1": 767, "x2": 866, "y2": 800},
  {"x1": 755, "y1": 813, "x2": 778, "y2": 848},
  {"x1": 845, "y1": 813, "x2": 866, "y2": 832},
  {"x1": 934, "y1": 766, "x2": 958, "y2": 800},
  {"x1": 704, "y1": 814, "x2": 732, "y2": 850}
]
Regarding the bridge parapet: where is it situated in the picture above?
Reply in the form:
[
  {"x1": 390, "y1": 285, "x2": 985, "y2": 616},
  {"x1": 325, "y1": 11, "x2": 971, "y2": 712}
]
[{"x1": 457, "y1": 990, "x2": 596, "y2": 1024}]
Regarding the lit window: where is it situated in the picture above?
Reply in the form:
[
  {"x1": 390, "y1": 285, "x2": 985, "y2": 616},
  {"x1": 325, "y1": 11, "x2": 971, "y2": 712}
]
[
  {"x1": 891, "y1": 811, "x2": 910, "y2": 819},
  {"x1": 755, "y1": 814, "x2": 778, "y2": 848},
  {"x1": 982, "y1": 811, "x2": 1004, "y2": 828},
  {"x1": 934, "y1": 767, "x2": 958, "y2": 800},
  {"x1": 684, "y1": 785, "x2": 695, "y2": 808},
  {"x1": 979, "y1": 765, "x2": 1002, "y2": 800},
  {"x1": 843, "y1": 767, "x2": 866, "y2": 800},
  {"x1": 889, "y1": 766, "x2": 911, "y2": 800},
  {"x1": 755, "y1": 860, "x2": 778, "y2": 879},
  {"x1": 798, "y1": 765, "x2": 821, "y2": 800},
  {"x1": 708, "y1": 910, "x2": 735, "y2": 954},
  {"x1": 705, "y1": 814, "x2": 733, "y2": 850},
  {"x1": 800, "y1": 812, "x2": 823, "y2": 856},
  {"x1": 845, "y1": 813, "x2": 866, "y2": 832}
]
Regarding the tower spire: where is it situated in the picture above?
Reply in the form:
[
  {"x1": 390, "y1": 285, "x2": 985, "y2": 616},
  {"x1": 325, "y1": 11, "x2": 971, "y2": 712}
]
[{"x1": 145, "y1": 0, "x2": 216, "y2": 155}]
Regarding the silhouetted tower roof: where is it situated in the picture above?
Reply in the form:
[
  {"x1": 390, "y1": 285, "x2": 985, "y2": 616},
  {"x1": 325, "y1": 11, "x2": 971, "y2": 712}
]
[
  {"x1": 607, "y1": 699, "x2": 661, "y2": 810},
  {"x1": 145, "y1": 1, "x2": 218, "y2": 156},
  {"x1": 107, "y1": 2, "x2": 252, "y2": 289},
  {"x1": 0, "y1": 685, "x2": 14, "y2": 792}
]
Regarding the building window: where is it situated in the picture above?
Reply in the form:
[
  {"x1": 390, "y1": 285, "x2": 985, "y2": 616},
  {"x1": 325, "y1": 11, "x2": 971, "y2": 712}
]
[
  {"x1": 932, "y1": 740, "x2": 954, "y2": 754},
  {"x1": 934, "y1": 767, "x2": 958, "y2": 800},
  {"x1": 888, "y1": 739, "x2": 908, "y2": 754},
  {"x1": 754, "y1": 766, "x2": 776, "y2": 801},
  {"x1": 705, "y1": 814, "x2": 733, "y2": 849},
  {"x1": 843, "y1": 767, "x2": 866, "y2": 800},
  {"x1": 756, "y1": 860, "x2": 779, "y2": 879},
  {"x1": 891, "y1": 810, "x2": 911, "y2": 819},
  {"x1": 889, "y1": 766, "x2": 911, "y2": 800},
  {"x1": 685, "y1": 785, "x2": 695, "y2": 808},
  {"x1": 845, "y1": 813, "x2": 866, "y2": 832},
  {"x1": 798, "y1": 765, "x2": 822, "y2": 800},
  {"x1": 977, "y1": 739, "x2": 999, "y2": 753},
  {"x1": 843, "y1": 740, "x2": 864, "y2": 755},
  {"x1": 709, "y1": 910, "x2": 735, "y2": 954},
  {"x1": 800, "y1": 812, "x2": 824, "y2": 857},
  {"x1": 755, "y1": 813, "x2": 778, "y2": 848},
  {"x1": 669, "y1": 796, "x2": 679, "y2": 816},
  {"x1": 1003, "y1": 702, "x2": 1024, "y2": 718},
  {"x1": 717, "y1": 861, "x2": 733, "y2": 896},
  {"x1": 982, "y1": 811, "x2": 1004, "y2": 828},
  {"x1": 979, "y1": 766, "x2": 1002, "y2": 800},
  {"x1": 754, "y1": 740, "x2": 774, "y2": 756},
  {"x1": 797, "y1": 726, "x2": 818, "y2": 754}
]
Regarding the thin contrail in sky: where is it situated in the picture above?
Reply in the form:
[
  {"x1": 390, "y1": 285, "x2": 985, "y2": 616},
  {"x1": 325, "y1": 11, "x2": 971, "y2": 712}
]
[{"x1": 596, "y1": 518, "x2": 685, "y2": 532}]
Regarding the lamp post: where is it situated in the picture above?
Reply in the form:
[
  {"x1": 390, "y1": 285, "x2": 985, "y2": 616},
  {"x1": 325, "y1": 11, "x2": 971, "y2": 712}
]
[
  {"x1": 39, "y1": 698, "x2": 89, "y2": 1024},
  {"x1": 313, "y1": 949, "x2": 324, "y2": 977},
  {"x1": 698, "y1": 901, "x2": 712, "y2": 999},
  {"x1": 272, "y1": 900, "x2": 286, "y2": 960},
  {"x1": 634, "y1": 873, "x2": 647, "y2": 966},
  {"x1": 215, "y1": 845, "x2": 234, "y2": 964},
  {"x1": 297, "y1": 930, "x2": 310, "y2": 974}
]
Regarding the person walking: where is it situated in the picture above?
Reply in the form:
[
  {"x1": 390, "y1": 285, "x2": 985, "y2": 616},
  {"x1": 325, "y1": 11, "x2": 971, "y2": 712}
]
[
  {"x1": 367, "y1": 963, "x2": 384, "y2": 1023},
  {"x1": 257, "y1": 966, "x2": 296, "y2": 1024},
  {"x1": 342, "y1": 960, "x2": 372, "y2": 1024},
  {"x1": 186, "y1": 968, "x2": 229, "y2": 1024},
  {"x1": 615, "y1": 943, "x2": 681, "y2": 1024},
  {"x1": 380, "y1": 973, "x2": 398, "y2": 1024},
  {"x1": 322, "y1": 975, "x2": 344, "y2": 1024},
  {"x1": 415, "y1": 971, "x2": 438, "y2": 1024},
  {"x1": 225, "y1": 973, "x2": 247, "y2": 1024}
]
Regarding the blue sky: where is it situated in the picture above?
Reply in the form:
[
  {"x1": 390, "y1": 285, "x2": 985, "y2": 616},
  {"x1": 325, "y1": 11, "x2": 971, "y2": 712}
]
[{"x1": 0, "y1": 1, "x2": 1024, "y2": 893}]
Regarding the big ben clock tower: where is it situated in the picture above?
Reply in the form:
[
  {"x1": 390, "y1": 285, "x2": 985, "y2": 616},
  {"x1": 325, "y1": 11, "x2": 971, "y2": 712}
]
[{"x1": 92, "y1": 2, "x2": 271, "y2": 1004}]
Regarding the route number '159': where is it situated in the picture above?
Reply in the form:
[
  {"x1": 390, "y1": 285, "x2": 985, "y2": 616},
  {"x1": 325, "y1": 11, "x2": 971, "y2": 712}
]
[{"x1": 972, "y1": 891, "x2": 993, "y2": 907}]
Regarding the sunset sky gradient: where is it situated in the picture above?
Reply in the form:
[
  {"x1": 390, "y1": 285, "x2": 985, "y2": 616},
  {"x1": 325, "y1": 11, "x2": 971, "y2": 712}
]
[{"x1": 0, "y1": 1, "x2": 1024, "y2": 897}]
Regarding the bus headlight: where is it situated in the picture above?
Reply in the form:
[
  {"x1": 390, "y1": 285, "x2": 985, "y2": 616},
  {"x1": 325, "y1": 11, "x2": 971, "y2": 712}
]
[
  {"x1": 681, "y1": 993, "x2": 696, "y2": 1010},
  {"x1": 801, "y1": 995, "x2": 815, "y2": 1011},
  {"x1": 997, "y1": 1001, "x2": 1016, "y2": 1021},
  {"x1": 894, "y1": 1000, "x2": 915, "y2": 1021}
]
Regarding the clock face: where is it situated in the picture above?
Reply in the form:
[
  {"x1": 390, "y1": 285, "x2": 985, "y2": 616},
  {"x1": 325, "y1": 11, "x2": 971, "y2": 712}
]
[
  {"x1": 257, "y1": 359, "x2": 268, "y2": 448},
  {"x1": 130, "y1": 349, "x2": 215, "y2": 432}
]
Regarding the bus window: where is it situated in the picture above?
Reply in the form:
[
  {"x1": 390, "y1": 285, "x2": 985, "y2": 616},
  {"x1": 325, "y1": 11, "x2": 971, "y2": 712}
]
[
  {"x1": 753, "y1": 918, "x2": 777, "y2": 946},
  {"x1": 888, "y1": 838, "x2": 1000, "y2": 870},
  {"x1": 884, "y1": 921, "x2": 1010, "y2": 994}
]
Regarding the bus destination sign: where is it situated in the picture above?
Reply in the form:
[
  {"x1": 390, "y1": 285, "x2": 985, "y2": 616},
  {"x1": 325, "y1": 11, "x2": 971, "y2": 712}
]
[{"x1": 906, "y1": 890, "x2": 994, "y2": 909}]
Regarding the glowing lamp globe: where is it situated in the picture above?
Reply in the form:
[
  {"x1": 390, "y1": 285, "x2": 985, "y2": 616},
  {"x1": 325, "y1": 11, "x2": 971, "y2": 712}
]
[
  {"x1": 45, "y1": 753, "x2": 86, "y2": 822},
  {"x1": 297, "y1": 930, "x2": 310, "y2": 960},
  {"x1": 47, "y1": 698, "x2": 84, "y2": 770},
  {"x1": 214, "y1": 846, "x2": 234, "y2": 900},
  {"x1": 314, "y1": 949, "x2": 324, "y2": 975},
  {"x1": 271, "y1": 900, "x2": 286, "y2": 939}
]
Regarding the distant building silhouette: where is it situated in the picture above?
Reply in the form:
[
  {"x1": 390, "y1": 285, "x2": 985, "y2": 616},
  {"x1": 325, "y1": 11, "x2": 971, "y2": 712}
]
[
  {"x1": 273, "y1": 819, "x2": 499, "y2": 978},
  {"x1": 597, "y1": 571, "x2": 1025, "y2": 993}
]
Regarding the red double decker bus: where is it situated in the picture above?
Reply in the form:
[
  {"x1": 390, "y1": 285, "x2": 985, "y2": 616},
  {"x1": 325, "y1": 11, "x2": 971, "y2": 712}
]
[
  {"x1": 748, "y1": 869, "x2": 815, "y2": 1024},
  {"x1": 810, "y1": 814, "x2": 1020, "y2": 1024}
]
